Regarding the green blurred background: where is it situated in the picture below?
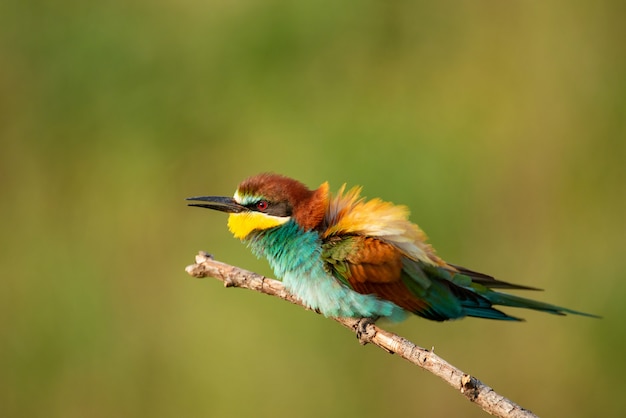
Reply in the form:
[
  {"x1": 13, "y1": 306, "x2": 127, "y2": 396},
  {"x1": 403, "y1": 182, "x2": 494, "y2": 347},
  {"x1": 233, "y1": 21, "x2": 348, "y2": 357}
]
[{"x1": 2, "y1": 1, "x2": 625, "y2": 417}]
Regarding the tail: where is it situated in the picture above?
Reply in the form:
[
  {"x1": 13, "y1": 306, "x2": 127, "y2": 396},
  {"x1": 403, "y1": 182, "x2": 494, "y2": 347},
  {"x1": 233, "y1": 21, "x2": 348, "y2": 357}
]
[
  {"x1": 480, "y1": 291, "x2": 601, "y2": 320},
  {"x1": 403, "y1": 261, "x2": 600, "y2": 322},
  {"x1": 446, "y1": 264, "x2": 601, "y2": 321}
]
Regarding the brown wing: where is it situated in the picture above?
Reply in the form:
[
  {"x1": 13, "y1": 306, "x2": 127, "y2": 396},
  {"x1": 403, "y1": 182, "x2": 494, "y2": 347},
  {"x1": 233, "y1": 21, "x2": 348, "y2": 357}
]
[{"x1": 335, "y1": 236, "x2": 429, "y2": 312}]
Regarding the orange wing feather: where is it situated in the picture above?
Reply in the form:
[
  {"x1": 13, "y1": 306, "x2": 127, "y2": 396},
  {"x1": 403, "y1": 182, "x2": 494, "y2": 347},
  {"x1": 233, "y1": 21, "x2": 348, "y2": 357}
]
[
  {"x1": 322, "y1": 184, "x2": 470, "y2": 314},
  {"x1": 341, "y1": 237, "x2": 428, "y2": 312},
  {"x1": 346, "y1": 237, "x2": 403, "y2": 283},
  {"x1": 323, "y1": 185, "x2": 444, "y2": 266}
]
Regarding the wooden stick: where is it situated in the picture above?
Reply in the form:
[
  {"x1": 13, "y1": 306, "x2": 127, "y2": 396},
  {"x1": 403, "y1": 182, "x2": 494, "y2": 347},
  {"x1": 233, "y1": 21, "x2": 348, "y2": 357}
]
[{"x1": 185, "y1": 251, "x2": 539, "y2": 418}]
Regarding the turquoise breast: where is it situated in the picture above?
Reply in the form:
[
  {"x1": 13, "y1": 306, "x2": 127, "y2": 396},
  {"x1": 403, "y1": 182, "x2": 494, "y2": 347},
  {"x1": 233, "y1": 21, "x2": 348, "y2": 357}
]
[{"x1": 245, "y1": 220, "x2": 406, "y2": 320}]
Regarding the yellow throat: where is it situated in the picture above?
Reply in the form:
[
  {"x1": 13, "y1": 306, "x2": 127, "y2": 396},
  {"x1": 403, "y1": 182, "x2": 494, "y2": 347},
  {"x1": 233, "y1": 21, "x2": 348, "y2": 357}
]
[{"x1": 227, "y1": 212, "x2": 291, "y2": 240}]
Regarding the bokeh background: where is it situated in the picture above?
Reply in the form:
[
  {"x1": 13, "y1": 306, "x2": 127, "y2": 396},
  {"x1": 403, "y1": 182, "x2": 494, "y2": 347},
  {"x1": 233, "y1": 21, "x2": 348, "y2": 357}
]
[{"x1": 2, "y1": 1, "x2": 625, "y2": 417}]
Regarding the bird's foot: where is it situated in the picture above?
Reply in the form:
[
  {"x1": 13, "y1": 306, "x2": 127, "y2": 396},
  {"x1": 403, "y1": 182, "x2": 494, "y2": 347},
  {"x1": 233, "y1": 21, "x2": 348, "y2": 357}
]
[{"x1": 354, "y1": 317, "x2": 378, "y2": 346}]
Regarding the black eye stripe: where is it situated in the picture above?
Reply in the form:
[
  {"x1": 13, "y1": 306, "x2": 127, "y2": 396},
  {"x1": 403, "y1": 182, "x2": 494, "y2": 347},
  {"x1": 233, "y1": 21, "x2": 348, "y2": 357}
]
[
  {"x1": 244, "y1": 202, "x2": 264, "y2": 211},
  {"x1": 246, "y1": 200, "x2": 292, "y2": 217}
]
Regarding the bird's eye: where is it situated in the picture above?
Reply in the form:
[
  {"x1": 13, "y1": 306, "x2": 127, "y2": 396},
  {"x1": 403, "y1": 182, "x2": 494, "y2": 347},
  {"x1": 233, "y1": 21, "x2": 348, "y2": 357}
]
[{"x1": 255, "y1": 200, "x2": 269, "y2": 211}]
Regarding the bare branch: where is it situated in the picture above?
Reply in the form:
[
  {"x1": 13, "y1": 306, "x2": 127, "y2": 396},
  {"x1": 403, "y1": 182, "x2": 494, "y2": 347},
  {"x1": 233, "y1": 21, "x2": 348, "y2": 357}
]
[{"x1": 185, "y1": 251, "x2": 539, "y2": 418}]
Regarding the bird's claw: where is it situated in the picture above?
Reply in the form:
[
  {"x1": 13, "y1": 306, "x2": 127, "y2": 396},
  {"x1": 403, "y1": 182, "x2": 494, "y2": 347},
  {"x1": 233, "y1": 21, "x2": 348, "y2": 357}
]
[{"x1": 354, "y1": 317, "x2": 378, "y2": 345}]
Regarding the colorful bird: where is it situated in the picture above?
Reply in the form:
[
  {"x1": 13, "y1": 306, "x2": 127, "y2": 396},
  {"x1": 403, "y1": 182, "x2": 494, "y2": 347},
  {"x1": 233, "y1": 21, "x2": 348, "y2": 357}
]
[{"x1": 188, "y1": 173, "x2": 597, "y2": 322}]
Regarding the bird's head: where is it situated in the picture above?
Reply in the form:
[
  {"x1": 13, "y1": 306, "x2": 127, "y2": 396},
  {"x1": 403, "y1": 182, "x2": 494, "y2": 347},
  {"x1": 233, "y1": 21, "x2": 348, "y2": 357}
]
[{"x1": 188, "y1": 173, "x2": 329, "y2": 240}]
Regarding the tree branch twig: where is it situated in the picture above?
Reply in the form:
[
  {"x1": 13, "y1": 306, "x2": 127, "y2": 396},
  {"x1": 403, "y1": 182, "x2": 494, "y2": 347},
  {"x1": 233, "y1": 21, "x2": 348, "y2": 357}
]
[{"x1": 185, "y1": 251, "x2": 538, "y2": 418}]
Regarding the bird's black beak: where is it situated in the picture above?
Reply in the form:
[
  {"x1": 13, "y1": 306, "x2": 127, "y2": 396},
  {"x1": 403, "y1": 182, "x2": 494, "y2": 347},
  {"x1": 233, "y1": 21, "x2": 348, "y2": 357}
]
[{"x1": 186, "y1": 196, "x2": 247, "y2": 213}]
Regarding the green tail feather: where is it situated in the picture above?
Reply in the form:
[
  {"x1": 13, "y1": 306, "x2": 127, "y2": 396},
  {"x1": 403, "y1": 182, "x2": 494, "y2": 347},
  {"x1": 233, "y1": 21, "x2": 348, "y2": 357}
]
[
  {"x1": 461, "y1": 305, "x2": 523, "y2": 321},
  {"x1": 403, "y1": 261, "x2": 599, "y2": 321},
  {"x1": 483, "y1": 291, "x2": 601, "y2": 319}
]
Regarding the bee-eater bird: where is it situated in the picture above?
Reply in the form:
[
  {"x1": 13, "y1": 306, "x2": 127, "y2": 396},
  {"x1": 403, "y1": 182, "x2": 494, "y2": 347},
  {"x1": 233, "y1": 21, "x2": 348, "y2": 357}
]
[{"x1": 188, "y1": 173, "x2": 597, "y2": 322}]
